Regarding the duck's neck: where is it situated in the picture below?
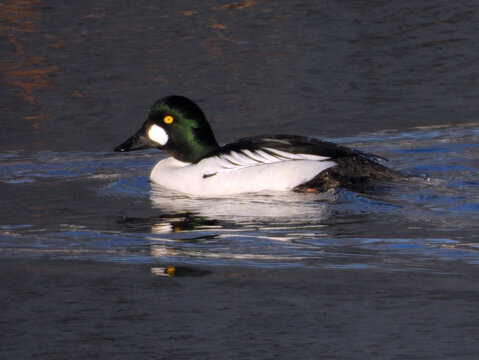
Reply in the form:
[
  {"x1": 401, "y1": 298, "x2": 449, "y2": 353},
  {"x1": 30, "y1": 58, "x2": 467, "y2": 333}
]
[{"x1": 170, "y1": 142, "x2": 220, "y2": 163}]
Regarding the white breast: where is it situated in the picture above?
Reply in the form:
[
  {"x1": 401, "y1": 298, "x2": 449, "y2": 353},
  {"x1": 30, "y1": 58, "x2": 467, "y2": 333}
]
[{"x1": 150, "y1": 150, "x2": 336, "y2": 196}]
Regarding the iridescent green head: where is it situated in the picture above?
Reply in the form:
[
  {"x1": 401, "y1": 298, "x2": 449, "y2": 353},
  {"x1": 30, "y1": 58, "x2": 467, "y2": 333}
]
[{"x1": 115, "y1": 96, "x2": 220, "y2": 163}]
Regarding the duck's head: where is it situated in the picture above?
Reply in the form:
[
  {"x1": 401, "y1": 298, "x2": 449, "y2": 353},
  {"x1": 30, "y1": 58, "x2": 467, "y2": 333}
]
[{"x1": 115, "y1": 95, "x2": 220, "y2": 163}]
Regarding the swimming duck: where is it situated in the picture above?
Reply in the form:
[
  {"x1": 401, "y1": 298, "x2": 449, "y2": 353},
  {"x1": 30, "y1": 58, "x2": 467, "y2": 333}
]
[{"x1": 115, "y1": 95, "x2": 402, "y2": 196}]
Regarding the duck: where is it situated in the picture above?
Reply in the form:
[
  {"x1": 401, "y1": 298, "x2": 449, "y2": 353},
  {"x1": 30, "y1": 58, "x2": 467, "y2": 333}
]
[{"x1": 114, "y1": 95, "x2": 404, "y2": 196}]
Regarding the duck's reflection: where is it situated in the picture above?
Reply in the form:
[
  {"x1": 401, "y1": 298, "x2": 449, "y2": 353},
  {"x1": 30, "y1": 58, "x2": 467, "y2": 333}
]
[
  {"x1": 117, "y1": 185, "x2": 336, "y2": 265},
  {"x1": 148, "y1": 183, "x2": 335, "y2": 224},
  {"x1": 117, "y1": 211, "x2": 224, "y2": 233},
  {"x1": 116, "y1": 188, "x2": 334, "y2": 235}
]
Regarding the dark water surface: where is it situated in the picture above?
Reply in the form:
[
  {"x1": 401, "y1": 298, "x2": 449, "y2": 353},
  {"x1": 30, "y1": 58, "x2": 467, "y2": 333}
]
[{"x1": 2, "y1": 0, "x2": 479, "y2": 358}]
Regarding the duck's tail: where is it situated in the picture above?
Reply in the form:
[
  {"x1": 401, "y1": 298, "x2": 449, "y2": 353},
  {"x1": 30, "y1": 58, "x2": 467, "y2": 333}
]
[{"x1": 293, "y1": 156, "x2": 428, "y2": 193}]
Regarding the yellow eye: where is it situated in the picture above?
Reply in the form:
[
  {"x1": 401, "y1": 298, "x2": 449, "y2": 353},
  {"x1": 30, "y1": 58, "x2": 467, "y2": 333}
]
[{"x1": 163, "y1": 115, "x2": 174, "y2": 124}]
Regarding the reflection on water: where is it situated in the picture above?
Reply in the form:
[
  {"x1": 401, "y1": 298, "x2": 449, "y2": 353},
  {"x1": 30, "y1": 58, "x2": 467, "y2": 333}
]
[
  {"x1": 149, "y1": 185, "x2": 334, "y2": 222},
  {"x1": 150, "y1": 265, "x2": 210, "y2": 277},
  {"x1": 0, "y1": 124, "x2": 478, "y2": 271}
]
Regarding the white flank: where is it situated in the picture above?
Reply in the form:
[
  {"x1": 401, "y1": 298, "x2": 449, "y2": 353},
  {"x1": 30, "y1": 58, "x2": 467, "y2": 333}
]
[
  {"x1": 150, "y1": 148, "x2": 337, "y2": 196},
  {"x1": 148, "y1": 124, "x2": 169, "y2": 145}
]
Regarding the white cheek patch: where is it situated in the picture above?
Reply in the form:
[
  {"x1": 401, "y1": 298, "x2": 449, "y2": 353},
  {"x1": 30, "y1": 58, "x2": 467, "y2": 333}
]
[{"x1": 148, "y1": 124, "x2": 169, "y2": 145}]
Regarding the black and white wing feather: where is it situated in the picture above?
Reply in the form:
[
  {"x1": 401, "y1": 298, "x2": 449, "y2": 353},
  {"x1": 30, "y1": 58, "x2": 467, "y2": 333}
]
[{"x1": 202, "y1": 135, "x2": 402, "y2": 190}]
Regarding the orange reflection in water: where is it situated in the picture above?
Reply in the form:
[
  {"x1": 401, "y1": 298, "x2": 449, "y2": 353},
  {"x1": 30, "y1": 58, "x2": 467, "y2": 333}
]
[{"x1": 0, "y1": 0, "x2": 57, "y2": 133}]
